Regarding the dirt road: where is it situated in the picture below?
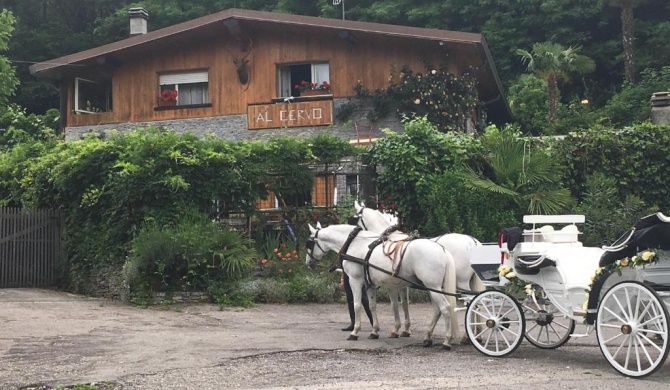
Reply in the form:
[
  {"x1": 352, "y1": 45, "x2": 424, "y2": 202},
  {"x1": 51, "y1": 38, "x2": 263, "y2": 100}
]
[{"x1": 2, "y1": 288, "x2": 670, "y2": 390}]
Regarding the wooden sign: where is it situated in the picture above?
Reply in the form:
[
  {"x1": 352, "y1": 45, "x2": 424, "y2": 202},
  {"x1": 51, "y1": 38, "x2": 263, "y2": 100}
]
[{"x1": 247, "y1": 100, "x2": 333, "y2": 130}]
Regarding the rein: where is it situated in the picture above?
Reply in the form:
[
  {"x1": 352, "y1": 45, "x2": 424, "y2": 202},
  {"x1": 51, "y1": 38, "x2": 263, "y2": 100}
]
[{"x1": 338, "y1": 252, "x2": 461, "y2": 298}]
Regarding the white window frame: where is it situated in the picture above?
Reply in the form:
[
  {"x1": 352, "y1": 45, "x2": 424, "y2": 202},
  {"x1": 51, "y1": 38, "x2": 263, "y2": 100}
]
[
  {"x1": 74, "y1": 77, "x2": 111, "y2": 114},
  {"x1": 158, "y1": 70, "x2": 210, "y2": 106}
]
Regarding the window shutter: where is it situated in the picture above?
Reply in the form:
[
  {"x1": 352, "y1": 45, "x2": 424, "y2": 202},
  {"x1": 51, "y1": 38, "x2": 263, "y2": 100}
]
[{"x1": 159, "y1": 71, "x2": 208, "y2": 85}]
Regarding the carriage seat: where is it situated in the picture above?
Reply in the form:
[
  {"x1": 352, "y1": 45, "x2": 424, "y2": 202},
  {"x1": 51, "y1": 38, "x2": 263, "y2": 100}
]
[{"x1": 522, "y1": 215, "x2": 584, "y2": 244}]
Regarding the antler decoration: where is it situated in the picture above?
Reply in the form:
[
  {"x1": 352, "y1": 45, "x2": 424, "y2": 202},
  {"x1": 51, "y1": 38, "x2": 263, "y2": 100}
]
[{"x1": 232, "y1": 35, "x2": 253, "y2": 86}]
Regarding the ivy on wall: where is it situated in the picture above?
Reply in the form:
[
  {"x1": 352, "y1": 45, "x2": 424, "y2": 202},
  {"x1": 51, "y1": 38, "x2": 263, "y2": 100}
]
[{"x1": 340, "y1": 64, "x2": 480, "y2": 132}]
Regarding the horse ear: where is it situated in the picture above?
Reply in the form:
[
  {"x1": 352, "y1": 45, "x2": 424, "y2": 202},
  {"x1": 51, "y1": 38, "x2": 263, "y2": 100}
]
[
  {"x1": 308, "y1": 224, "x2": 316, "y2": 234},
  {"x1": 354, "y1": 200, "x2": 363, "y2": 212},
  {"x1": 316, "y1": 221, "x2": 322, "y2": 229}
]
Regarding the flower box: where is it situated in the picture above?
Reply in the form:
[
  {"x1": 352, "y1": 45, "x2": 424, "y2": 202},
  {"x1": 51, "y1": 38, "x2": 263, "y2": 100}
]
[
  {"x1": 300, "y1": 89, "x2": 330, "y2": 97},
  {"x1": 157, "y1": 99, "x2": 177, "y2": 106}
]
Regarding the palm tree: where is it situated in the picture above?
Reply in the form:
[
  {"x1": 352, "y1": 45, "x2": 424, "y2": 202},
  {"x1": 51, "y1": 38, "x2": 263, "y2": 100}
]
[
  {"x1": 602, "y1": 0, "x2": 648, "y2": 84},
  {"x1": 516, "y1": 42, "x2": 595, "y2": 124},
  {"x1": 462, "y1": 126, "x2": 573, "y2": 215}
]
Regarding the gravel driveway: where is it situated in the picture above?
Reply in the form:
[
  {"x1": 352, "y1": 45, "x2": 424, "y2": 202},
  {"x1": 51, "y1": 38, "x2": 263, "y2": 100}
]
[{"x1": 2, "y1": 288, "x2": 670, "y2": 390}]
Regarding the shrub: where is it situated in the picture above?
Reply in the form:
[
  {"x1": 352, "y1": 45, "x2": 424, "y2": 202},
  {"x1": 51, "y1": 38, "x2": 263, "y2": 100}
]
[
  {"x1": 576, "y1": 173, "x2": 656, "y2": 247},
  {"x1": 418, "y1": 171, "x2": 522, "y2": 241},
  {"x1": 124, "y1": 211, "x2": 256, "y2": 295}
]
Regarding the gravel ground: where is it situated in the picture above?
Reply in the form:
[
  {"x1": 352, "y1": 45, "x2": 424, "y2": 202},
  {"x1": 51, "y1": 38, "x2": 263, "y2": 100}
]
[{"x1": 2, "y1": 288, "x2": 670, "y2": 390}]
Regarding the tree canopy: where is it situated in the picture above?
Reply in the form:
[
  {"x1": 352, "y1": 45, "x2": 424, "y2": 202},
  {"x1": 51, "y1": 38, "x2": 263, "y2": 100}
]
[{"x1": 2, "y1": 0, "x2": 669, "y2": 125}]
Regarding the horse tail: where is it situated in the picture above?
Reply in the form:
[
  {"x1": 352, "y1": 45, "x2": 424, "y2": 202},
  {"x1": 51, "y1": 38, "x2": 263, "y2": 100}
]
[{"x1": 441, "y1": 249, "x2": 458, "y2": 302}]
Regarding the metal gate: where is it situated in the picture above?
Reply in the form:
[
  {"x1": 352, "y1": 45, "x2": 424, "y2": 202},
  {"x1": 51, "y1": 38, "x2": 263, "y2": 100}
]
[{"x1": 0, "y1": 207, "x2": 63, "y2": 288}]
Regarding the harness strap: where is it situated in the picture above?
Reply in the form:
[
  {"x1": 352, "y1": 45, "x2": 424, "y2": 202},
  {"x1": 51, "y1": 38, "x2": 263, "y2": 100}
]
[
  {"x1": 338, "y1": 252, "x2": 461, "y2": 297},
  {"x1": 337, "y1": 226, "x2": 363, "y2": 268}
]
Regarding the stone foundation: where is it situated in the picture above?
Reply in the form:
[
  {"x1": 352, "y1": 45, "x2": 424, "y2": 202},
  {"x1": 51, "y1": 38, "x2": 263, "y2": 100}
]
[{"x1": 151, "y1": 291, "x2": 211, "y2": 305}]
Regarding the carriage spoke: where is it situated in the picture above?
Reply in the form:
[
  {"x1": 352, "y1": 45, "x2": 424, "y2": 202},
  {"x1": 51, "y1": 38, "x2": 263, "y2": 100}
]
[
  {"x1": 637, "y1": 335, "x2": 655, "y2": 366},
  {"x1": 612, "y1": 294, "x2": 631, "y2": 322},
  {"x1": 604, "y1": 305, "x2": 628, "y2": 324},
  {"x1": 483, "y1": 328, "x2": 494, "y2": 350},
  {"x1": 470, "y1": 308, "x2": 492, "y2": 319},
  {"x1": 624, "y1": 287, "x2": 634, "y2": 322},
  {"x1": 639, "y1": 314, "x2": 665, "y2": 328},
  {"x1": 600, "y1": 323, "x2": 624, "y2": 329},
  {"x1": 603, "y1": 332, "x2": 625, "y2": 344},
  {"x1": 498, "y1": 329, "x2": 512, "y2": 349},
  {"x1": 635, "y1": 299, "x2": 654, "y2": 324},
  {"x1": 500, "y1": 324, "x2": 520, "y2": 339},
  {"x1": 500, "y1": 306, "x2": 516, "y2": 319},
  {"x1": 611, "y1": 335, "x2": 630, "y2": 361},
  {"x1": 526, "y1": 322, "x2": 539, "y2": 335},
  {"x1": 638, "y1": 333, "x2": 664, "y2": 353},
  {"x1": 624, "y1": 336, "x2": 633, "y2": 370},
  {"x1": 551, "y1": 320, "x2": 570, "y2": 331},
  {"x1": 547, "y1": 323, "x2": 562, "y2": 340},
  {"x1": 635, "y1": 338, "x2": 642, "y2": 372}
]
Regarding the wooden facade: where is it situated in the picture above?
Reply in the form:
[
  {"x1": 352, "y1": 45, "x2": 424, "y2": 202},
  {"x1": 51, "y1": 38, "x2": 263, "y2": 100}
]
[{"x1": 31, "y1": 9, "x2": 511, "y2": 132}]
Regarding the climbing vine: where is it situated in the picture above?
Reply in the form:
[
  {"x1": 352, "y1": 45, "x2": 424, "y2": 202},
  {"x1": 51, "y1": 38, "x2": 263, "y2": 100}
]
[{"x1": 352, "y1": 64, "x2": 480, "y2": 132}]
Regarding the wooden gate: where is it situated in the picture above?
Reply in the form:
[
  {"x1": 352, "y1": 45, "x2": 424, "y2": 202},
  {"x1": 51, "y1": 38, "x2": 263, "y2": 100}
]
[{"x1": 0, "y1": 207, "x2": 63, "y2": 288}]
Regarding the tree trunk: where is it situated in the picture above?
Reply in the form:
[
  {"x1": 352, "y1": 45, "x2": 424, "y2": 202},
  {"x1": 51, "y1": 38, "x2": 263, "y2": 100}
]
[
  {"x1": 547, "y1": 74, "x2": 558, "y2": 124},
  {"x1": 621, "y1": 3, "x2": 637, "y2": 84}
]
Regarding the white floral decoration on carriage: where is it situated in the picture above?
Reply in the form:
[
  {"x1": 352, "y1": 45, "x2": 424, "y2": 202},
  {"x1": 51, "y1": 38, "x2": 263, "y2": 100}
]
[{"x1": 582, "y1": 250, "x2": 658, "y2": 310}]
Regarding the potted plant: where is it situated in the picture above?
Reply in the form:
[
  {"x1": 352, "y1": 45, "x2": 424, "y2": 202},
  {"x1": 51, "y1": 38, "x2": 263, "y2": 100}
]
[
  {"x1": 295, "y1": 80, "x2": 331, "y2": 96},
  {"x1": 157, "y1": 89, "x2": 178, "y2": 106}
]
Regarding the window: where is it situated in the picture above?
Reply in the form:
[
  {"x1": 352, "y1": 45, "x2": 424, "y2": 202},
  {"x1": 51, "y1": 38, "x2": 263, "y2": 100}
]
[
  {"x1": 312, "y1": 174, "x2": 336, "y2": 207},
  {"x1": 74, "y1": 78, "x2": 112, "y2": 114},
  {"x1": 277, "y1": 63, "x2": 330, "y2": 98},
  {"x1": 158, "y1": 70, "x2": 209, "y2": 106},
  {"x1": 256, "y1": 192, "x2": 279, "y2": 210}
]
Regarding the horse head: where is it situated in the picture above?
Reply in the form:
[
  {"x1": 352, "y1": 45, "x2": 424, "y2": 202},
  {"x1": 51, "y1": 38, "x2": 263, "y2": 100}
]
[{"x1": 305, "y1": 223, "x2": 324, "y2": 270}]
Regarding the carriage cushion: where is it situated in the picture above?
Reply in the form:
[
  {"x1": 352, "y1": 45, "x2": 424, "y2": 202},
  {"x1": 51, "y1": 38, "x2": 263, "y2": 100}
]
[{"x1": 599, "y1": 213, "x2": 670, "y2": 267}]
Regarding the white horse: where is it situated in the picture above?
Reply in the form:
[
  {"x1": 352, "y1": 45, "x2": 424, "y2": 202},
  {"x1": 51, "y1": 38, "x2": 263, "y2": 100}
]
[
  {"x1": 305, "y1": 223, "x2": 460, "y2": 349},
  {"x1": 353, "y1": 201, "x2": 486, "y2": 294}
]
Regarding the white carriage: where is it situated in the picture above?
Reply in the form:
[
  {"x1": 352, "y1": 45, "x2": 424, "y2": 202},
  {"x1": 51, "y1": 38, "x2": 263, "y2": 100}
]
[{"x1": 465, "y1": 212, "x2": 670, "y2": 378}]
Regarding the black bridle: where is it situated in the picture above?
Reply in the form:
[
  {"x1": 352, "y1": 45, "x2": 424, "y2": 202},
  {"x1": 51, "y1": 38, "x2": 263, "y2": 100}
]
[
  {"x1": 348, "y1": 207, "x2": 368, "y2": 230},
  {"x1": 305, "y1": 229, "x2": 328, "y2": 269}
]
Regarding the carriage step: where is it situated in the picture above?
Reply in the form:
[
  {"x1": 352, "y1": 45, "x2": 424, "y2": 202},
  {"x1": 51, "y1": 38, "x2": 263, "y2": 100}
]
[{"x1": 572, "y1": 309, "x2": 586, "y2": 317}]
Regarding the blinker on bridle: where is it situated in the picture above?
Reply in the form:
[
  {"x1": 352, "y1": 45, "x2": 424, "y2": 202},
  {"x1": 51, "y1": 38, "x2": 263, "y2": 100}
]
[
  {"x1": 348, "y1": 207, "x2": 367, "y2": 229},
  {"x1": 306, "y1": 229, "x2": 326, "y2": 265}
]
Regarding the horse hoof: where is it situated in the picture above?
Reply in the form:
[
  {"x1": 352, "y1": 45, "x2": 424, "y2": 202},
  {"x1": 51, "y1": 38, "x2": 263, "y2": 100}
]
[
  {"x1": 460, "y1": 336, "x2": 471, "y2": 345},
  {"x1": 423, "y1": 339, "x2": 433, "y2": 348},
  {"x1": 347, "y1": 334, "x2": 359, "y2": 341},
  {"x1": 389, "y1": 332, "x2": 399, "y2": 338},
  {"x1": 368, "y1": 333, "x2": 379, "y2": 340},
  {"x1": 442, "y1": 344, "x2": 452, "y2": 351},
  {"x1": 400, "y1": 331, "x2": 411, "y2": 338}
]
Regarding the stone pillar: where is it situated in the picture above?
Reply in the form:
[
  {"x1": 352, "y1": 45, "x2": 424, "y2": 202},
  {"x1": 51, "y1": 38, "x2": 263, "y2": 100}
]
[{"x1": 651, "y1": 92, "x2": 670, "y2": 125}]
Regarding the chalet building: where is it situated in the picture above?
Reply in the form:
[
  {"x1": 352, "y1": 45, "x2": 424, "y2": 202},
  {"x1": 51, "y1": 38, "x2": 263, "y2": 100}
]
[
  {"x1": 30, "y1": 8, "x2": 510, "y2": 142},
  {"x1": 30, "y1": 8, "x2": 511, "y2": 210}
]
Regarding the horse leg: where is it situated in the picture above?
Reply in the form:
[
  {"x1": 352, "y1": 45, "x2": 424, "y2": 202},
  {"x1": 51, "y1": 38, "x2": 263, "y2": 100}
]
[
  {"x1": 389, "y1": 288, "x2": 401, "y2": 338},
  {"x1": 367, "y1": 286, "x2": 379, "y2": 339},
  {"x1": 423, "y1": 292, "x2": 444, "y2": 348},
  {"x1": 347, "y1": 278, "x2": 366, "y2": 341},
  {"x1": 429, "y1": 291, "x2": 455, "y2": 350},
  {"x1": 400, "y1": 287, "x2": 411, "y2": 337}
]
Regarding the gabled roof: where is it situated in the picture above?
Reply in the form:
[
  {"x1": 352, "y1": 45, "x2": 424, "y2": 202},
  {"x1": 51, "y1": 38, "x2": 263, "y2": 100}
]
[{"x1": 30, "y1": 8, "x2": 511, "y2": 123}]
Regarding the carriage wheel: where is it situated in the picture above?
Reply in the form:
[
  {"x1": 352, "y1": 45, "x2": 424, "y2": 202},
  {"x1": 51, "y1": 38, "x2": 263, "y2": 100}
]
[
  {"x1": 521, "y1": 293, "x2": 575, "y2": 349},
  {"x1": 465, "y1": 290, "x2": 525, "y2": 357},
  {"x1": 596, "y1": 281, "x2": 670, "y2": 378}
]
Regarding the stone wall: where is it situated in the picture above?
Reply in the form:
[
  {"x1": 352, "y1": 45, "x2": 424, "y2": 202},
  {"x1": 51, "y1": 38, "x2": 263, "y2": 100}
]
[
  {"x1": 151, "y1": 291, "x2": 211, "y2": 305},
  {"x1": 65, "y1": 98, "x2": 404, "y2": 142}
]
